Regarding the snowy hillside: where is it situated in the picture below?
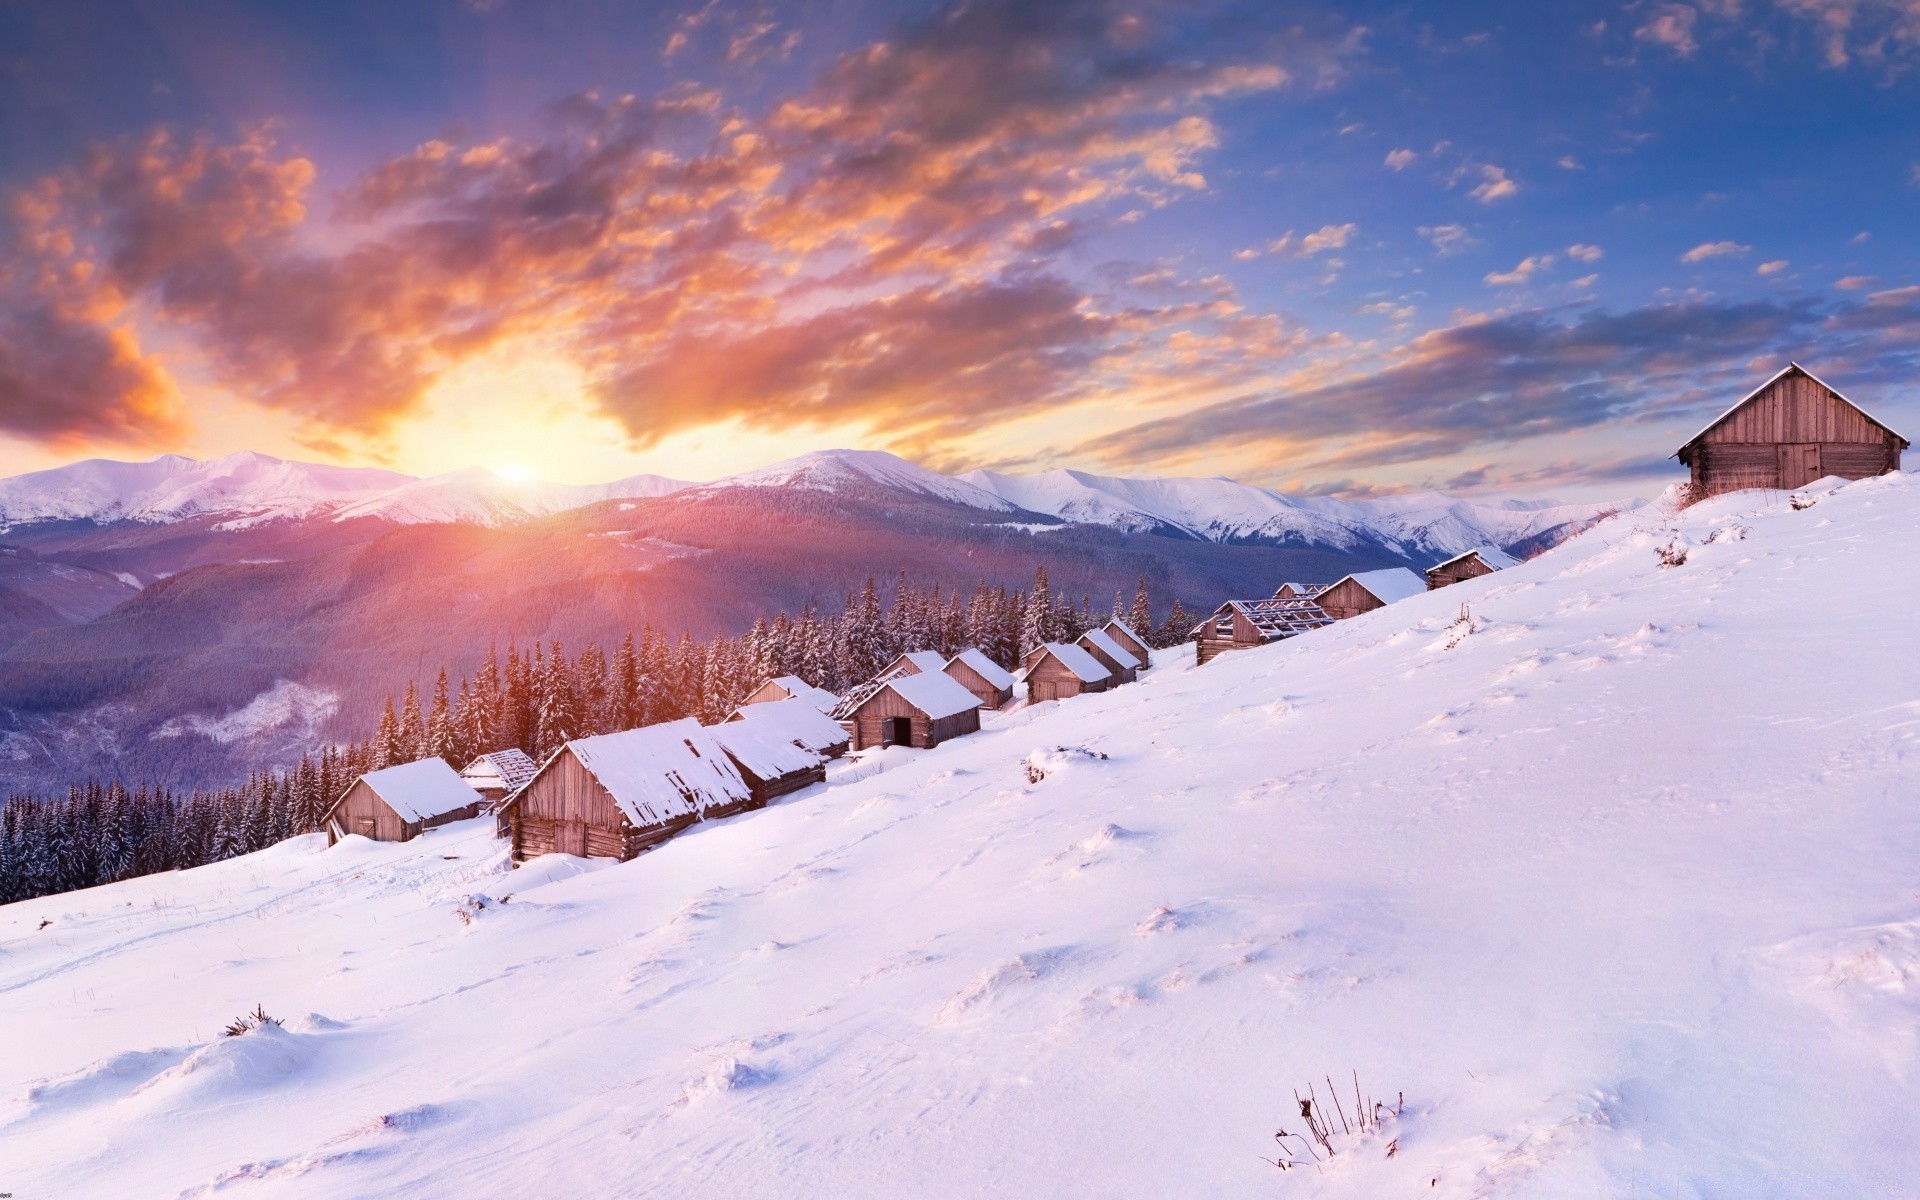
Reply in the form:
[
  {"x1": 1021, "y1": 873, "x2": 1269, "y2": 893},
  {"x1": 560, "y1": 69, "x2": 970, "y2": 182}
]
[
  {"x1": 4, "y1": 472, "x2": 1916, "y2": 1196},
  {"x1": 961, "y1": 465, "x2": 1632, "y2": 559},
  {"x1": 0, "y1": 448, "x2": 1622, "y2": 558}
]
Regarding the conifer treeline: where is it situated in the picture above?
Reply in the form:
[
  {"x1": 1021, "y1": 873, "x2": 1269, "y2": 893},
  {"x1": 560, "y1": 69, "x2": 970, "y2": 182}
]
[{"x1": 0, "y1": 567, "x2": 1192, "y2": 905}]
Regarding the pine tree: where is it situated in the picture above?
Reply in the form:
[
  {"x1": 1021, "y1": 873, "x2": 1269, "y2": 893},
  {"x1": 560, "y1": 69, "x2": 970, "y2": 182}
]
[
  {"x1": 1128, "y1": 579, "x2": 1154, "y2": 641},
  {"x1": 373, "y1": 698, "x2": 402, "y2": 769},
  {"x1": 427, "y1": 668, "x2": 458, "y2": 763},
  {"x1": 1022, "y1": 566, "x2": 1051, "y2": 659},
  {"x1": 1158, "y1": 598, "x2": 1194, "y2": 649},
  {"x1": 398, "y1": 681, "x2": 425, "y2": 762}
]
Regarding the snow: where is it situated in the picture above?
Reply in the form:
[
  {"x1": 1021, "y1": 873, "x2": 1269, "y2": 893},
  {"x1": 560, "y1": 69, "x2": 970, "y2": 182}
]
[
  {"x1": 1077, "y1": 627, "x2": 1141, "y2": 670},
  {"x1": 875, "y1": 670, "x2": 983, "y2": 721},
  {"x1": 152, "y1": 680, "x2": 341, "y2": 744},
  {"x1": 349, "y1": 758, "x2": 482, "y2": 824},
  {"x1": 1334, "y1": 565, "x2": 1428, "y2": 605},
  {"x1": 1432, "y1": 544, "x2": 1522, "y2": 572},
  {"x1": 707, "y1": 449, "x2": 1019, "y2": 512},
  {"x1": 5, "y1": 475, "x2": 1920, "y2": 1196},
  {"x1": 1021, "y1": 640, "x2": 1110, "y2": 684},
  {"x1": 557, "y1": 720, "x2": 752, "y2": 826},
  {"x1": 459, "y1": 750, "x2": 538, "y2": 797},
  {"x1": 760, "y1": 676, "x2": 839, "y2": 713},
  {"x1": 946, "y1": 647, "x2": 1015, "y2": 690},
  {"x1": 726, "y1": 698, "x2": 851, "y2": 756},
  {"x1": 708, "y1": 720, "x2": 829, "y2": 781}
]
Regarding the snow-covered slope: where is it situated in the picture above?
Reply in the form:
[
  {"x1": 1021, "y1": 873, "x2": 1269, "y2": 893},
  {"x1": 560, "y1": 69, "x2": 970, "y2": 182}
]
[
  {"x1": 710, "y1": 448, "x2": 1021, "y2": 513},
  {"x1": 4, "y1": 473, "x2": 1916, "y2": 1197},
  {"x1": 961, "y1": 465, "x2": 1631, "y2": 558},
  {"x1": 0, "y1": 452, "x2": 690, "y2": 530}
]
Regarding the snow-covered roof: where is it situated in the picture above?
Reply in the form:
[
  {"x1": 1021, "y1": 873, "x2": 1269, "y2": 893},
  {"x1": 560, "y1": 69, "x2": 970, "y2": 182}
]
[
  {"x1": 727, "y1": 697, "x2": 851, "y2": 754},
  {"x1": 354, "y1": 757, "x2": 482, "y2": 823},
  {"x1": 1672, "y1": 361, "x2": 1910, "y2": 455},
  {"x1": 868, "y1": 670, "x2": 984, "y2": 721},
  {"x1": 1273, "y1": 581, "x2": 1320, "y2": 597},
  {"x1": 946, "y1": 647, "x2": 1015, "y2": 690},
  {"x1": 461, "y1": 749, "x2": 538, "y2": 794},
  {"x1": 1019, "y1": 641, "x2": 1110, "y2": 684},
  {"x1": 887, "y1": 650, "x2": 950, "y2": 676},
  {"x1": 1430, "y1": 545, "x2": 1521, "y2": 573},
  {"x1": 563, "y1": 719, "x2": 751, "y2": 827},
  {"x1": 709, "y1": 718, "x2": 827, "y2": 781},
  {"x1": 1334, "y1": 567, "x2": 1427, "y2": 605},
  {"x1": 1102, "y1": 617, "x2": 1147, "y2": 647},
  {"x1": 1078, "y1": 627, "x2": 1141, "y2": 669},
  {"x1": 762, "y1": 675, "x2": 840, "y2": 713}
]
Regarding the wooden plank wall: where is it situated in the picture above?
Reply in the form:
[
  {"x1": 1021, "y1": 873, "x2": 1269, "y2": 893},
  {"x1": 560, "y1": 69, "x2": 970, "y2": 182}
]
[
  {"x1": 1318, "y1": 578, "x2": 1385, "y2": 621},
  {"x1": 1023, "y1": 656, "x2": 1108, "y2": 702},
  {"x1": 945, "y1": 661, "x2": 1011, "y2": 709},
  {"x1": 1699, "y1": 373, "x2": 1889, "y2": 445},
  {"x1": 1427, "y1": 558, "x2": 1494, "y2": 590},
  {"x1": 328, "y1": 781, "x2": 410, "y2": 843}
]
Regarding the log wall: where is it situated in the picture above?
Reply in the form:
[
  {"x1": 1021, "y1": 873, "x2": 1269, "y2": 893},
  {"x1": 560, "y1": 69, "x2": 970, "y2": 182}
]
[{"x1": 1317, "y1": 578, "x2": 1387, "y2": 621}]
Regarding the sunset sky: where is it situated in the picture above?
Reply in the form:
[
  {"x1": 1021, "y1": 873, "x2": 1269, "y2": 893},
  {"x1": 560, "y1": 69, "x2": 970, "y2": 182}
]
[{"x1": 2, "y1": 0, "x2": 1917, "y2": 500}]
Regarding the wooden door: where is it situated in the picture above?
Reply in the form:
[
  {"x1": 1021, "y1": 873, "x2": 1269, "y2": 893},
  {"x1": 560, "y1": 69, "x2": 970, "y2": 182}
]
[
  {"x1": 559, "y1": 820, "x2": 587, "y2": 856},
  {"x1": 887, "y1": 716, "x2": 912, "y2": 745},
  {"x1": 1779, "y1": 443, "x2": 1821, "y2": 488}
]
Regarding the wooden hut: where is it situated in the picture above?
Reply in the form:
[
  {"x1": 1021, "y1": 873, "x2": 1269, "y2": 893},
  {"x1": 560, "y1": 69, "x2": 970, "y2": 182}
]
[
  {"x1": 739, "y1": 674, "x2": 839, "y2": 714},
  {"x1": 877, "y1": 649, "x2": 950, "y2": 679},
  {"x1": 1425, "y1": 546, "x2": 1521, "y2": 591},
  {"x1": 1191, "y1": 597, "x2": 1333, "y2": 665},
  {"x1": 943, "y1": 647, "x2": 1015, "y2": 709},
  {"x1": 324, "y1": 758, "x2": 482, "y2": 845},
  {"x1": 724, "y1": 696, "x2": 851, "y2": 759},
  {"x1": 835, "y1": 671, "x2": 983, "y2": 752},
  {"x1": 1317, "y1": 567, "x2": 1427, "y2": 620},
  {"x1": 459, "y1": 748, "x2": 538, "y2": 810},
  {"x1": 498, "y1": 719, "x2": 752, "y2": 864},
  {"x1": 1075, "y1": 627, "x2": 1141, "y2": 685},
  {"x1": 1273, "y1": 582, "x2": 1319, "y2": 600},
  {"x1": 1101, "y1": 618, "x2": 1152, "y2": 669},
  {"x1": 709, "y1": 720, "x2": 830, "y2": 807},
  {"x1": 1018, "y1": 641, "x2": 1111, "y2": 703},
  {"x1": 1674, "y1": 362, "x2": 1907, "y2": 498}
]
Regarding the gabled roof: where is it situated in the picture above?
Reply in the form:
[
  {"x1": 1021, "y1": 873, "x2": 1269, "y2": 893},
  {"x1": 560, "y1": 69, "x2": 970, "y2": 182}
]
[
  {"x1": 1077, "y1": 627, "x2": 1141, "y2": 669},
  {"x1": 1273, "y1": 581, "x2": 1321, "y2": 598},
  {"x1": 1102, "y1": 617, "x2": 1147, "y2": 647},
  {"x1": 843, "y1": 669, "x2": 984, "y2": 722},
  {"x1": 346, "y1": 757, "x2": 481, "y2": 824},
  {"x1": 726, "y1": 696, "x2": 851, "y2": 754},
  {"x1": 461, "y1": 748, "x2": 538, "y2": 794},
  {"x1": 884, "y1": 649, "x2": 951, "y2": 676},
  {"x1": 709, "y1": 718, "x2": 827, "y2": 781},
  {"x1": 1673, "y1": 362, "x2": 1910, "y2": 456},
  {"x1": 1018, "y1": 641, "x2": 1110, "y2": 684},
  {"x1": 1429, "y1": 545, "x2": 1521, "y2": 573},
  {"x1": 553, "y1": 719, "x2": 752, "y2": 827},
  {"x1": 1330, "y1": 567, "x2": 1427, "y2": 606},
  {"x1": 946, "y1": 647, "x2": 1015, "y2": 690},
  {"x1": 1199, "y1": 597, "x2": 1335, "y2": 640},
  {"x1": 759, "y1": 675, "x2": 839, "y2": 713}
]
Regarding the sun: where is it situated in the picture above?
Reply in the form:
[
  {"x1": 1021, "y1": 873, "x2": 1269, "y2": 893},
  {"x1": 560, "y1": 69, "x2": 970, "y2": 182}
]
[{"x1": 491, "y1": 463, "x2": 537, "y2": 483}]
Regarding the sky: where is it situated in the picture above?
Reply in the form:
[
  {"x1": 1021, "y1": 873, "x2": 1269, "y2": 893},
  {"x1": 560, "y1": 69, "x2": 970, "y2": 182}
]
[{"x1": 1, "y1": 0, "x2": 1917, "y2": 502}]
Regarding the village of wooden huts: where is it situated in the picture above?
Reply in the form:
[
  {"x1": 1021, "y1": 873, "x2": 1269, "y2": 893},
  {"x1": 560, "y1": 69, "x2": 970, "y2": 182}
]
[
  {"x1": 1018, "y1": 640, "x2": 1113, "y2": 702},
  {"x1": 324, "y1": 757, "x2": 484, "y2": 844},
  {"x1": 944, "y1": 648, "x2": 1016, "y2": 709},
  {"x1": 1673, "y1": 362, "x2": 1907, "y2": 498}
]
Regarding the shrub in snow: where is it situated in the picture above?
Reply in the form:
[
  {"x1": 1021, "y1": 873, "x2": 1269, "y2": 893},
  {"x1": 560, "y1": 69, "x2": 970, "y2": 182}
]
[
  {"x1": 1656, "y1": 539, "x2": 1689, "y2": 568},
  {"x1": 1022, "y1": 745, "x2": 1109, "y2": 783},
  {"x1": 221, "y1": 1005, "x2": 282, "y2": 1038},
  {"x1": 1266, "y1": 1073, "x2": 1402, "y2": 1171}
]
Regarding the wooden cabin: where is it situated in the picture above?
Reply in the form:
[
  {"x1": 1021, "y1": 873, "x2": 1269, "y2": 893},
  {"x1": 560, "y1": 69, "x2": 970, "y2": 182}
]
[
  {"x1": 1075, "y1": 627, "x2": 1140, "y2": 685},
  {"x1": 709, "y1": 720, "x2": 829, "y2": 807},
  {"x1": 1191, "y1": 597, "x2": 1333, "y2": 665},
  {"x1": 1317, "y1": 568, "x2": 1427, "y2": 620},
  {"x1": 724, "y1": 696, "x2": 851, "y2": 759},
  {"x1": 498, "y1": 719, "x2": 752, "y2": 864},
  {"x1": 1425, "y1": 546, "x2": 1521, "y2": 591},
  {"x1": 835, "y1": 671, "x2": 983, "y2": 751},
  {"x1": 1674, "y1": 362, "x2": 1907, "y2": 498},
  {"x1": 1273, "y1": 582, "x2": 1320, "y2": 600},
  {"x1": 943, "y1": 647, "x2": 1015, "y2": 709},
  {"x1": 1101, "y1": 618, "x2": 1152, "y2": 669},
  {"x1": 459, "y1": 748, "x2": 538, "y2": 810},
  {"x1": 324, "y1": 757, "x2": 481, "y2": 845},
  {"x1": 1018, "y1": 641, "x2": 1111, "y2": 703},
  {"x1": 877, "y1": 649, "x2": 950, "y2": 679},
  {"x1": 739, "y1": 674, "x2": 839, "y2": 714}
]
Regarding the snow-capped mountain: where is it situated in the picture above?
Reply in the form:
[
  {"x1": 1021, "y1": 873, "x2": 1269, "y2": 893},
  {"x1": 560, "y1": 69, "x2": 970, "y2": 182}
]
[
  {"x1": 0, "y1": 448, "x2": 1633, "y2": 560},
  {"x1": 4, "y1": 473, "x2": 1914, "y2": 1196}
]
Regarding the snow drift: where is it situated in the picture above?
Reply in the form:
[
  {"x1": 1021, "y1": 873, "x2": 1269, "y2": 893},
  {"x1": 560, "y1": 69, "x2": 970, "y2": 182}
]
[{"x1": 2, "y1": 473, "x2": 1917, "y2": 1197}]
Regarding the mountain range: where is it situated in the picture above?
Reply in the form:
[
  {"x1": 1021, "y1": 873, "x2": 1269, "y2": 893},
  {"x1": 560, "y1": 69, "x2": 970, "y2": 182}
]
[{"x1": 0, "y1": 448, "x2": 1637, "y2": 793}]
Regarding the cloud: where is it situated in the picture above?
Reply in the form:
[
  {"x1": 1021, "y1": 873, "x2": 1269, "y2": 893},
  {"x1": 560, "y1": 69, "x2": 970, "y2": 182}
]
[
  {"x1": 1468, "y1": 164, "x2": 1517, "y2": 202},
  {"x1": 1299, "y1": 223, "x2": 1357, "y2": 255},
  {"x1": 1566, "y1": 243, "x2": 1604, "y2": 263},
  {"x1": 1757, "y1": 259, "x2": 1790, "y2": 275},
  {"x1": 1777, "y1": 0, "x2": 1920, "y2": 68},
  {"x1": 1418, "y1": 223, "x2": 1472, "y2": 255},
  {"x1": 1557, "y1": 155, "x2": 1585, "y2": 170},
  {"x1": 1635, "y1": 4, "x2": 1701, "y2": 56},
  {"x1": 0, "y1": 0, "x2": 1351, "y2": 457},
  {"x1": 1680, "y1": 240, "x2": 1750, "y2": 262},
  {"x1": 1834, "y1": 274, "x2": 1879, "y2": 290},
  {"x1": 1570, "y1": 273, "x2": 1600, "y2": 290},
  {"x1": 1485, "y1": 254, "x2": 1554, "y2": 285},
  {"x1": 1384, "y1": 148, "x2": 1417, "y2": 170}
]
